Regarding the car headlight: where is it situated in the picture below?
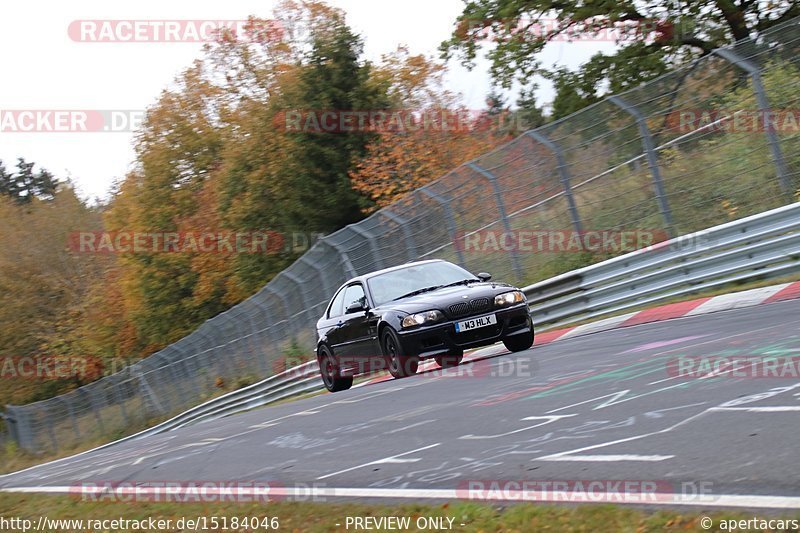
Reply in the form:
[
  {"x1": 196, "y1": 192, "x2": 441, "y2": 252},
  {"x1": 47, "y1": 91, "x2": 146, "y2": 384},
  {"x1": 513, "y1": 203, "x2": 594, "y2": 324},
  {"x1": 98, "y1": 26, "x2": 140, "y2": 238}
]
[
  {"x1": 494, "y1": 290, "x2": 525, "y2": 307},
  {"x1": 401, "y1": 310, "x2": 444, "y2": 328}
]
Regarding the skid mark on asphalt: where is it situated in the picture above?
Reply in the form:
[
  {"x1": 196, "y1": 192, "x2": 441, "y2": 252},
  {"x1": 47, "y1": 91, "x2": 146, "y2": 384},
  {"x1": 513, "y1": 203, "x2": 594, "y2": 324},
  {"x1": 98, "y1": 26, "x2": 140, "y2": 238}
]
[
  {"x1": 384, "y1": 420, "x2": 435, "y2": 434},
  {"x1": 622, "y1": 335, "x2": 710, "y2": 353},
  {"x1": 533, "y1": 382, "x2": 800, "y2": 463}
]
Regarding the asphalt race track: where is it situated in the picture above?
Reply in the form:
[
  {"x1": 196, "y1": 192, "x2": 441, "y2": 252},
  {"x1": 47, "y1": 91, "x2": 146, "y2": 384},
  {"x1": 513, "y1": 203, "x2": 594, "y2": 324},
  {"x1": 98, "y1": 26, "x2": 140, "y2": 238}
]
[{"x1": 4, "y1": 299, "x2": 800, "y2": 510}]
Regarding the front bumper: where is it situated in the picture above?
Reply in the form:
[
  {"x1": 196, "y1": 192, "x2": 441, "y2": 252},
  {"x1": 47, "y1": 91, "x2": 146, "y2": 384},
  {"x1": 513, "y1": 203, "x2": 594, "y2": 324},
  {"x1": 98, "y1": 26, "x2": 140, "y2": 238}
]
[{"x1": 396, "y1": 303, "x2": 532, "y2": 359}]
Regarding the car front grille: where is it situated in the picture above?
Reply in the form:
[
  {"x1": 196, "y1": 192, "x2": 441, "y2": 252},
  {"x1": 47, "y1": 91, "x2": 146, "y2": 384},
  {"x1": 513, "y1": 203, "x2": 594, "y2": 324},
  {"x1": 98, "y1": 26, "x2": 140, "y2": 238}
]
[
  {"x1": 449, "y1": 302, "x2": 470, "y2": 317},
  {"x1": 449, "y1": 298, "x2": 492, "y2": 318},
  {"x1": 470, "y1": 297, "x2": 490, "y2": 313}
]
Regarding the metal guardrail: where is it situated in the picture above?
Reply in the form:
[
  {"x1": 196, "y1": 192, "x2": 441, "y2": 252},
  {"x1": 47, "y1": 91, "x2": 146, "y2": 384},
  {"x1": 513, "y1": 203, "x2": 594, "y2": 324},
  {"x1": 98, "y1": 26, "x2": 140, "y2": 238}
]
[
  {"x1": 112, "y1": 362, "x2": 323, "y2": 444},
  {"x1": 523, "y1": 201, "x2": 800, "y2": 328}
]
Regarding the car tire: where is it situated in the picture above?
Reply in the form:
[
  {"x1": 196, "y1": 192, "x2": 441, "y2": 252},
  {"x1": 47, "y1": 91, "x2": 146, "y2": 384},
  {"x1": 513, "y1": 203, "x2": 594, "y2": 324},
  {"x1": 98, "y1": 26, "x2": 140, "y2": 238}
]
[
  {"x1": 435, "y1": 349, "x2": 464, "y2": 368},
  {"x1": 503, "y1": 327, "x2": 534, "y2": 352},
  {"x1": 318, "y1": 345, "x2": 353, "y2": 392},
  {"x1": 382, "y1": 327, "x2": 419, "y2": 379}
]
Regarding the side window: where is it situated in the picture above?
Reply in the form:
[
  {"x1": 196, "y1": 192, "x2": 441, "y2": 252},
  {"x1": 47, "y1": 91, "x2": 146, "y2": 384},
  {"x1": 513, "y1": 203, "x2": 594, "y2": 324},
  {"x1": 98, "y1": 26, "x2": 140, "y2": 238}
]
[
  {"x1": 327, "y1": 287, "x2": 347, "y2": 318},
  {"x1": 343, "y1": 284, "x2": 367, "y2": 313}
]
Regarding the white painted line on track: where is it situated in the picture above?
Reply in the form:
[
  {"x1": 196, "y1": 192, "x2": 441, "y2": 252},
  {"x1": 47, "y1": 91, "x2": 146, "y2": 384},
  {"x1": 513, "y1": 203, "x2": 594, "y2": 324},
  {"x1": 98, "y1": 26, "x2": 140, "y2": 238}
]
[
  {"x1": 710, "y1": 406, "x2": 800, "y2": 412},
  {"x1": 316, "y1": 443, "x2": 441, "y2": 480},
  {"x1": 5, "y1": 486, "x2": 800, "y2": 509},
  {"x1": 536, "y1": 454, "x2": 674, "y2": 462},
  {"x1": 459, "y1": 415, "x2": 576, "y2": 440}
]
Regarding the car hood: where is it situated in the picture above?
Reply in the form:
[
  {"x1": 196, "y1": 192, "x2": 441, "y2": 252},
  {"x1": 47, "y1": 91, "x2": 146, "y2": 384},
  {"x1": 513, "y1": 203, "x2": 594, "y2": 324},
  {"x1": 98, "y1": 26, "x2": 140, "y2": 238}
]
[{"x1": 375, "y1": 281, "x2": 515, "y2": 314}]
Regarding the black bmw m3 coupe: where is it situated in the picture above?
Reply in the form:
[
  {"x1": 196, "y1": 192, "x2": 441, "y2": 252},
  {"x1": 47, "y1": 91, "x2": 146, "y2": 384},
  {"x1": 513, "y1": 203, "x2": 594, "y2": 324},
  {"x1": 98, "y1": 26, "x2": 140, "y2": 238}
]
[{"x1": 315, "y1": 259, "x2": 534, "y2": 392}]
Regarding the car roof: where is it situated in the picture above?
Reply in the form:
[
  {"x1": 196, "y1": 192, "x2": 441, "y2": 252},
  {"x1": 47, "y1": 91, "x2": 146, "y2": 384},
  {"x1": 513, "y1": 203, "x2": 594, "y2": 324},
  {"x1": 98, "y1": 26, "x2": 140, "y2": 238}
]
[{"x1": 345, "y1": 259, "x2": 450, "y2": 286}]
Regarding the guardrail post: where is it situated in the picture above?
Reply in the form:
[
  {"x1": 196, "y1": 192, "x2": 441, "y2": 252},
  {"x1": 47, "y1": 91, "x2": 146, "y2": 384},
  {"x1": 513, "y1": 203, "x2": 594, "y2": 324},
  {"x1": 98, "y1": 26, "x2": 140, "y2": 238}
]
[
  {"x1": 713, "y1": 48, "x2": 793, "y2": 199},
  {"x1": 525, "y1": 130, "x2": 583, "y2": 235},
  {"x1": 609, "y1": 95, "x2": 676, "y2": 237},
  {"x1": 417, "y1": 188, "x2": 466, "y2": 267},
  {"x1": 378, "y1": 210, "x2": 417, "y2": 261},
  {"x1": 348, "y1": 224, "x2": 385, "y2": 270},
  {"x1": 320, "y1": 238, "x2": 357, "y2": 278},
  {"x1": 467, "y1": 162, "x2": 524, "y2": 281}
]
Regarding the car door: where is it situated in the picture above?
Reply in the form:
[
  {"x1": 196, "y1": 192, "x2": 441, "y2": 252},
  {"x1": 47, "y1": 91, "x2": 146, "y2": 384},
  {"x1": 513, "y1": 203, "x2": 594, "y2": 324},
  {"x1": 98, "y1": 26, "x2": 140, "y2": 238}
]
[
  {"x1": 321, "y1": 286, "x2": 348, "y2": 352},
  {"x1": 338, "y1": 283, "x2": 378, "y2": 373}
]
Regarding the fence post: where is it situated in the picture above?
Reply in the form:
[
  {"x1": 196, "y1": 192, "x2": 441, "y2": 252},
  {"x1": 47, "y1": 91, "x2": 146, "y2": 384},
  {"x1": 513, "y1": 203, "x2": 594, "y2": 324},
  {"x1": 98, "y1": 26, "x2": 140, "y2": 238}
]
[
  {"x1": 417, "y1": 188, "x2": 466, "y2": 267},
  {"x1": 265, "y1": 286, "x2": 295, "y2": 332},
  {"x1": 320, "y1": 238, "x2": 358, "y2": 278},
  {"x1": 525, "y1": 130, "x2": 583, "y2": 235},
  {"x1": 348, "y1": 224, "x2": 385, "y2": 270},
  {"x1": 112, "y1": 379, "x2": 130, "y2": 428},
  {"x1": 252, "y1": 297, "x2": 278, "y2": 348},
  {"x1": 60, "y1": 397, "x2": 80, "y2": 442},
  {"x1": 135, "y1": 370, "x2": 166, "y2": 416},
  {"x1": 81, "y1": 388, "x2": 106, "y2": 435},
  {"x1": 714, "y1": 48, "x2": 793, "y2": 199},
  {"x1": 300, "y1": 255, "x2": 334, "y2": 298},
  {"x1": 1, "y1": 410, "x2": 21, "y2": 449},
  {"x1": 237, "y1": 304, "x2": 270, "y2": 376},
  {"x1": 279, "y1": 271, "x2": 315, "y2": 324},
  {"x1": 378, "y1": 210, "x2": 417, "y2": 261},
  {"x1": 46, "y1": 409, "x2": 58, "y2": 451},
  {"x1": 608, "y1": 96, "x2": 676, "y2": 236},
  {"x1": 195, "y1": 328, "x2": 232, "y2": 380},
  {"x1": 467, "y1": 162, "x2": 524, "y2": 281}
]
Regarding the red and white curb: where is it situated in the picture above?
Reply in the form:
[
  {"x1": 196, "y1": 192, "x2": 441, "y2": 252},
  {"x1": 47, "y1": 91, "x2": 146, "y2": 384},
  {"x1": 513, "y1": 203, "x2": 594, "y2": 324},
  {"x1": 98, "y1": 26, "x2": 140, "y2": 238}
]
[
  {"x1": 540, "y1": 280, "x2": 800, "y2": 344},
  {"x1": 359, "y1": 280, "x2": 800, "y2": 386}
]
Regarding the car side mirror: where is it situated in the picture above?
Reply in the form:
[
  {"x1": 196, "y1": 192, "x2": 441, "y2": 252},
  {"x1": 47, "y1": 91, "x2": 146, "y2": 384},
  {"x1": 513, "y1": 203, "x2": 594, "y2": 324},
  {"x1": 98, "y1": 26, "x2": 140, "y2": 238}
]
[
  {"x1": 346, "y1": 301, "x2": 368, "y2": 314},
  {"x1": 476, "y1": 272, "x2": 492, "y2": 281}
]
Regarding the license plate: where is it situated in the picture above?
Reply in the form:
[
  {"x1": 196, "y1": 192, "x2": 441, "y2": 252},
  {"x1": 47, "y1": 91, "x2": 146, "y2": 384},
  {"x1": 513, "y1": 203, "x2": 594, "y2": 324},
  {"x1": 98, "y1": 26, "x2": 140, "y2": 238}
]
[{"x1": 454, "y1": 313, "x2": 497, "y2": 333}]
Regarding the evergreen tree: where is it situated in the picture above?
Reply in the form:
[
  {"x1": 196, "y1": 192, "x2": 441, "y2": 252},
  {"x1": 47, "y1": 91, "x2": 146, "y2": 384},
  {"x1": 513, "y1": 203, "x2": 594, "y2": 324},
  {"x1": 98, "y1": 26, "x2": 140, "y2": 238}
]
[{"x1": 280, "y1": 20, "x2": 390, "y2": 232}]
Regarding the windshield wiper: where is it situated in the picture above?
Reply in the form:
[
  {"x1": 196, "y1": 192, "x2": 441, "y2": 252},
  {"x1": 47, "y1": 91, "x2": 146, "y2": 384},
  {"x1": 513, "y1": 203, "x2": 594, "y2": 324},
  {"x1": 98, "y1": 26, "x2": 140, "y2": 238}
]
[
  {"x1": 392, "y1": 279, "x2": 480, "y2": 301},
  {"x1": 392, "y1": 285, "x2": 444, "y2": 301},
  {"x1": 438, "y1": 278, "x2": 480, "y2": 289}
]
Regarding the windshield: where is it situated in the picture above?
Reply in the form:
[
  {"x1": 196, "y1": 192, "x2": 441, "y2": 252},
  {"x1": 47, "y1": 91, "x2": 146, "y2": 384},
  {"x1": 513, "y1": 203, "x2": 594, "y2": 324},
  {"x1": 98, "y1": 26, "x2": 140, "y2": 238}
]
[{"x1": 367, "y1": 261, "x2": 477, "y2": 306}]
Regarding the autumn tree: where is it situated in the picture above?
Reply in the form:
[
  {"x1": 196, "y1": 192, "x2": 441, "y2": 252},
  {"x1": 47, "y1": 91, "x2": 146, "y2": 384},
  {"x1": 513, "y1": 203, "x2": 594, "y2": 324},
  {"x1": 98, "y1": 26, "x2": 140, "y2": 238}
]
[
  {"x1": 0, "y1": 184, "x2": 107, "y2": 406},
  {"x1": 349, "y1": 50, "x2": 511, "y2": 209},
  {"x1": 441, "y1": 0, "x2": 799, "y2": 118}
]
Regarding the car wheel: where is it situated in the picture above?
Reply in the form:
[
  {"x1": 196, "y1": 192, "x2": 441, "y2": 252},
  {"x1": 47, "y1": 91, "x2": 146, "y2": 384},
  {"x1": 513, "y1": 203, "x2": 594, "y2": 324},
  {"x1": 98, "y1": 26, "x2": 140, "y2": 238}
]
[
  {"x1": 435, "y1": 349, "x2": 464, "y2": 368},
  {"x1": 382, "y1": 327, "x2": 419, "y2": 379},
  {"x1": 318, "y1": 345, "x2": 353, "y2": 392},
  {"x1": 503, "y1": 328, "x2": 534, "y2": 352}
]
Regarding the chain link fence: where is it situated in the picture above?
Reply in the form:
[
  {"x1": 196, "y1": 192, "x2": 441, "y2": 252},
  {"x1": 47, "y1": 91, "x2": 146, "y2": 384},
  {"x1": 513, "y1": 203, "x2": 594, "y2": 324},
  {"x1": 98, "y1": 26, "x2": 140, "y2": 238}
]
[{"x1": 5, "y1": 17, "x2": 800, "y2": 453}]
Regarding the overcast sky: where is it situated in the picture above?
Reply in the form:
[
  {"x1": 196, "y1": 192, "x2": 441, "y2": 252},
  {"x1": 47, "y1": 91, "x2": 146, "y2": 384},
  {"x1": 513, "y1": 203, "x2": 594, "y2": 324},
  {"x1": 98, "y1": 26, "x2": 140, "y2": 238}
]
[{"x1": 0, "y1": 0, "x2": 615, "y2": 200}]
